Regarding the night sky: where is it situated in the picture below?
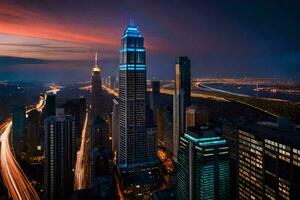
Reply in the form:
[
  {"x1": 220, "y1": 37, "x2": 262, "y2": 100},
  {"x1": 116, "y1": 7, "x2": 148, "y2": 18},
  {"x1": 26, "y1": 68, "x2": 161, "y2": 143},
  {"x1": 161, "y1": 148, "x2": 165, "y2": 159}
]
[{"x1": 0, "y1": 0, "x2": 300, "y2": 82}]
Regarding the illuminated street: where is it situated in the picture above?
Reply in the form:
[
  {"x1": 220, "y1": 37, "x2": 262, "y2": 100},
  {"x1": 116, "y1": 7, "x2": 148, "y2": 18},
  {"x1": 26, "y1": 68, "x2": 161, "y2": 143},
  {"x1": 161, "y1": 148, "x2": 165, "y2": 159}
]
[
  {"x1": 74, "y1": 111, "x2": 89, "y2": 190},
  {"x1": 0, "y1": 100, "x2": 46, "y2": 200},
  {"x1": 0, "y1": 87, "x2": 60, "y2": 200}
]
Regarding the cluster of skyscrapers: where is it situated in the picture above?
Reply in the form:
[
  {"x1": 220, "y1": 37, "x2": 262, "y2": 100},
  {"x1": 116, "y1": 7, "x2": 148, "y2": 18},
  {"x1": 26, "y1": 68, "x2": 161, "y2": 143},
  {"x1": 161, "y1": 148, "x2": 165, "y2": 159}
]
[{"x1": 9, "y1": 22, "x2": 300, "y2": 200}]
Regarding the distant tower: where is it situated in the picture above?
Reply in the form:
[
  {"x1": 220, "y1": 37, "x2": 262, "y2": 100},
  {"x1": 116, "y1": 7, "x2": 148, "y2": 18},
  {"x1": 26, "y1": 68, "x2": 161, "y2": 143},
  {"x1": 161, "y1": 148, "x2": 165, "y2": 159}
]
[
  {"x1": 44, "y1": 113, "x2": 76, "y2": 200},
  {"x1": 118, "y1": 23, "x2": 147, "y2": 167},
  {"x1": 91, "y1": 52, "x2": 102, "y2": 118}
]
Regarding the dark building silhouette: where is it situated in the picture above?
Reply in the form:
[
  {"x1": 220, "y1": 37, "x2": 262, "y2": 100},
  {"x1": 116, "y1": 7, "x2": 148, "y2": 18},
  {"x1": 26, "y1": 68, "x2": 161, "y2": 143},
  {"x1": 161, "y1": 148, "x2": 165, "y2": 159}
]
[
  {"x1": 44, "y1": 113, "x2": 76, "y2": 200},
  {"x1": 44, "y1": 93, "x2": 56, "y2": 118},
  {"x1": 91, "y1": 52, "x2": 103, "y2": 119},
  {"x1": 12, "y1": 105, "x2": 26, "y2": 156},
  {"x1": 146, "y1": 106, "x2": 157, "y2": 162},
  {"x1": 65, "y1": 97, "x2": 86, "y2": 150},
  {"x1": 150, "y1": 80, "x2": 160, "y2": 121},
  {"x1": 26, "y1": 109, "x2": 43, "y2": 160},
  {"x1": 90, "y1": 116, "x2": 114, "y2": 199},
  {"x1": 173, "y1": 56, "x2": 191, "y2": 161},
  {"x1": 175, "y1": 57, "x2": 191, "y2": 107},
  {"x1": 112, "y1": 98, "x2": 119, "y2": 155}
]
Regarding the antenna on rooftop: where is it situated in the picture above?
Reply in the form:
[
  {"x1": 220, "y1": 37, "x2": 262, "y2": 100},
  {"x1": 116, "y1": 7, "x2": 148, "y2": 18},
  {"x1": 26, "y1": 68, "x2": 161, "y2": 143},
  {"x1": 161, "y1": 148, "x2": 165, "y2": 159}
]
[
  {"x1": 95, "y1": 52, "x2": 98, "y2": 67},
  {"x1": 129, "y1": 18, "x2": 135, "y2": 26}
]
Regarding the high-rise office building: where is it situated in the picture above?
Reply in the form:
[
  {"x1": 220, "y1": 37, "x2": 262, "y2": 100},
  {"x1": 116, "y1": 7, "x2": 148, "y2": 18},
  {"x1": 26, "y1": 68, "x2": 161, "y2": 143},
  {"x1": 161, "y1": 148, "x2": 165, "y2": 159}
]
[
  {"x1": 118, "y1": 23, "x2": 147, "y2": 167},
  {"x1": 150, "y1": 80, "x2": 160, "y2": 121},
  {"x1": 173, "y1": 56, "x2": 191, "y2": 161},
  {"x1": 112, "y1": 99, "x2": 119, "y2": 156},
  {"x1": 44, "y1": 93, "x2": 56, "y2": 118},
  {"x1": 12, "y1": 105, "x2": 26, "y2": 156},
  {"x1": 44, "y1": 113, "x2": 76, "y2": 200},
  {"x1": 91, "y1": 52, "x2": 102, "y2": 118},
  {"x1": 238, "y1": 121, "x2": 300, "y2": 200},
  {"x1": 177, "y1": 126, "x2": 230, "y2": 200}
]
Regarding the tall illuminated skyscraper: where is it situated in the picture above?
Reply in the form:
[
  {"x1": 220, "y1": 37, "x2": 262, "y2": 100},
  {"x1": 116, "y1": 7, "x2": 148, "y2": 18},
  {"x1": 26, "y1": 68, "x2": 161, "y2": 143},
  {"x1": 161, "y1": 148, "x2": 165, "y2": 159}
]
[
  {"x1": 118, "y1": 23, "x2": 146, "y2": 167},
  {"x1": 91, "y1": 52, "x2": 102, "y2": 118}
]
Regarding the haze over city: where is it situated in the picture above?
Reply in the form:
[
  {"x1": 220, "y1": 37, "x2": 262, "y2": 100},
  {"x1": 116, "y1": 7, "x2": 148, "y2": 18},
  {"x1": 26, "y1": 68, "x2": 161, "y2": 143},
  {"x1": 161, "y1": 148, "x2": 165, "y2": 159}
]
[{"x1": 1, "y1": 0, "x2": 300, "y2": 81}]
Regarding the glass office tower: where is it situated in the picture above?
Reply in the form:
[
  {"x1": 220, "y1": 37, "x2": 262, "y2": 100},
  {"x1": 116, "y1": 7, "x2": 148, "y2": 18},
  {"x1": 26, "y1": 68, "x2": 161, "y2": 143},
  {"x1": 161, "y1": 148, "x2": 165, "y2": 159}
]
[
  {"x1": 118, "y1": 24, "x2": 146, "y2": 167},
  {"x1": 177, "y1": 127, "x2": 230, "y2": 200}
]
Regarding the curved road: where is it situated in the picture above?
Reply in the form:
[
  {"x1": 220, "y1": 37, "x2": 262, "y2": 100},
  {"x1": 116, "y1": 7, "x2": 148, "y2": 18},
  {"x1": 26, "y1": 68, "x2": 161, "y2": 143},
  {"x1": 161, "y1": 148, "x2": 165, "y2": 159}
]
[
  {"x1": 0, "y1": 86, "x2": 59, "y2": 200},
  {"x1": 74, "y1": 111, "x2": 89, "y2": 190},
  {"x1": 0, "y1": 98, "x2": 45, "y2": 199}
]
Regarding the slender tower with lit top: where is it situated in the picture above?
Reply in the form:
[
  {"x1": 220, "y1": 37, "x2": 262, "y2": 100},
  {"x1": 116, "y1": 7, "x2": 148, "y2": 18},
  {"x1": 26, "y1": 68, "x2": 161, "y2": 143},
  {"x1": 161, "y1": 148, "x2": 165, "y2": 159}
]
[
  {"x1": 91, "y1": 52, "x2": 102, "y2": 118},
  {"x1": 118, "y1": 23, "x2": 147, "y2": 168}
]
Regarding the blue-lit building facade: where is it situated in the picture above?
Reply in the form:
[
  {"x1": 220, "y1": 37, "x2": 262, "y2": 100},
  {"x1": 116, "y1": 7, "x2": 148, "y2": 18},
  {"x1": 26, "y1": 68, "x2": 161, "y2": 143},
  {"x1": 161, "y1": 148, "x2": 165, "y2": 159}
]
[
  {"x1": 177, "y1": 127, "x2": 230, "y2": 200},
  {"x1": 118, "y1": 24, "x2": 147, "y2": 168}
]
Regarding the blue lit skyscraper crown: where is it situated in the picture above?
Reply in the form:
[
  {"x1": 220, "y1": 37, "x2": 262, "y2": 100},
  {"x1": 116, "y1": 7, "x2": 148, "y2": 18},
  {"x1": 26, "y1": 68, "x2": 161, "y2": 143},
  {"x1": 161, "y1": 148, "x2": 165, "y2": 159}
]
[
  {"x1": 119, "y1": 23, "x2": 145, "y2": 71},
  {"x1": 122, "y1": 25, "x2": 142, "y2": 39}
]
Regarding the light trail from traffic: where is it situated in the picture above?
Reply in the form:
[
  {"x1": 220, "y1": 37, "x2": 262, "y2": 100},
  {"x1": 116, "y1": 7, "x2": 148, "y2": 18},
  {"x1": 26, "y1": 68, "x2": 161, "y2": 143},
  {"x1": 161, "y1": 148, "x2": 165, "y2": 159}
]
[
  {"x1": 0, "y1": 88, "x2": 60, "y2": 200},
  {"x1": 74, "y1": 111, "x2": 89, "y2": 190},
  {"x1": 0, "y1": 99, "x2": 46, "y2": 200}
]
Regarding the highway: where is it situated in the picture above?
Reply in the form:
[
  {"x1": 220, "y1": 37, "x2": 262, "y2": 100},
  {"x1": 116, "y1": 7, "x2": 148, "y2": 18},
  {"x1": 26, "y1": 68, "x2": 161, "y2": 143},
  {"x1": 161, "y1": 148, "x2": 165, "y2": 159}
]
[
  {"x1": 74, "y1": 111, "x2": 89, "y2": 190},
  {"x1": 0, "y1": 96, "x2": 46, "y2": 199},
  {"x1": 0, "y1": 85, "x2": 60, "y2": 200}
]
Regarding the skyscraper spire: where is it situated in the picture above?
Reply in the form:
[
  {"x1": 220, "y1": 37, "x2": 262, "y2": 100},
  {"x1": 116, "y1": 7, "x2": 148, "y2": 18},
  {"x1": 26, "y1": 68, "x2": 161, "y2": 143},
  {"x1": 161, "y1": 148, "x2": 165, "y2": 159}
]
[
  {"x1": 95, "y1": 52, "x2": 98, "y2": 67},
  {"x1": 93, "y1": 52, "x2": 100, "y2": 73},
  {"x1": 129, "y1": 18, "x2": 134, "y2": 26}
]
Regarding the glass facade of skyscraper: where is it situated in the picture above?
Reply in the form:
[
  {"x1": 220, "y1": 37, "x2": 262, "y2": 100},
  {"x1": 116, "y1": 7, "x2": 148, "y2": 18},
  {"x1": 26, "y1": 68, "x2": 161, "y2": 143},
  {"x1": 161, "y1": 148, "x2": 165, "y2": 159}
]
[
  {"x1": 177, "y1": 127, "x2": 230, "y2": 200},
  {"x1": 118, "y1": 24, "x2": 147, "y2": 167}
]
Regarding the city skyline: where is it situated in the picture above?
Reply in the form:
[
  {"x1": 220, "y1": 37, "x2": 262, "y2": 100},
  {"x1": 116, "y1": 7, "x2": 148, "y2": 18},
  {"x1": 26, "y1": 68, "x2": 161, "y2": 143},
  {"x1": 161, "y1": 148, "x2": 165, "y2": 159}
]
[
  {"x1": 1, "y1": 1, "x2": 300, "y2": 81},
  {"x1": 0, "y1": 2, "x2": 299, "y2": 200}
]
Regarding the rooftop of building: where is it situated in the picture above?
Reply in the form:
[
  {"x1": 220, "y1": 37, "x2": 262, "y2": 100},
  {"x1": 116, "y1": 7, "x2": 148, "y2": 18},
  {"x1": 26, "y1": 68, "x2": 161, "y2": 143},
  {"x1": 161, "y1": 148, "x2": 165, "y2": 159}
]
[
  {"x1": 240, "y1": 119, "x2": 300, "y2": 147},
  {"x1": 184, "y1": 126, "x2": 227, "y2": 147},
  {"x1": 122, "y1": 24, "x2": 142, "y2": 38}
]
